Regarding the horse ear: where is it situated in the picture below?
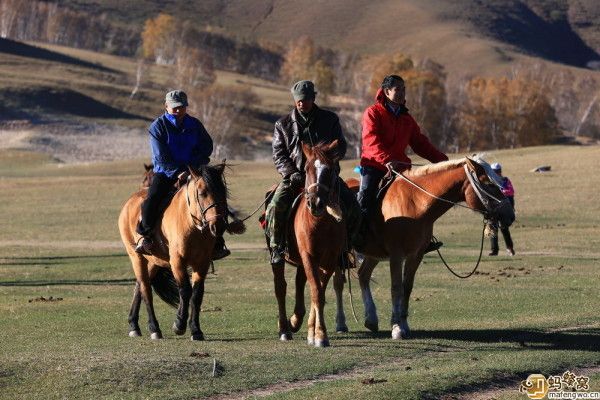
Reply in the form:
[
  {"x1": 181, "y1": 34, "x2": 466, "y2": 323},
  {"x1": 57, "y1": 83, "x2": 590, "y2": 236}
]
[
  {"x1": 325, "y1": 139, "x2": 341, "y2": 162},
  {"x1": 302, "y1": 142, "x2": 313, "y2": 158},
  {"x1": 144, "y1": 163, "x2": 152, "y2": 171},
  {"x1": 188, "y1": 165, "x2": 200, "y2": 179}
]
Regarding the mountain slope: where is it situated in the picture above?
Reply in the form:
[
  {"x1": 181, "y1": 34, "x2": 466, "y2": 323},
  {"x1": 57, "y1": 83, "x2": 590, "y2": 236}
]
[{"x1": 62, "y1": 0, "x2": 600, "y2": 76}]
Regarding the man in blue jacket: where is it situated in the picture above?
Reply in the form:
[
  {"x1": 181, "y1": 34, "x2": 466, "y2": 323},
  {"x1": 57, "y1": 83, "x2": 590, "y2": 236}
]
[{"x1": 135, "y1": 90, "x2": 230, "y2": 259}]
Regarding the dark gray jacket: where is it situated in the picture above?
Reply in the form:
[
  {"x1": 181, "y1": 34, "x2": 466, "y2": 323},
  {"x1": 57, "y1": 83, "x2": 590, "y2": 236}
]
[{"x1": 272, "y1": 105, "x2": 347, "y2": 178}]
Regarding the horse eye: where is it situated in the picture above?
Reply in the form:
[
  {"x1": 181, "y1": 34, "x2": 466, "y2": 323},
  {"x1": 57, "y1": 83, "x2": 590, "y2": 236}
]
[{"x1": 199, "y1": 190, "x2": 208, "y2": 197}]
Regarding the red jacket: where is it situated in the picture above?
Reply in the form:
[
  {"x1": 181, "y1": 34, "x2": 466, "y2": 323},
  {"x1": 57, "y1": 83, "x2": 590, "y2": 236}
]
[{"x1": 360, "y1": 88, "x2": 448, "y2": 172}]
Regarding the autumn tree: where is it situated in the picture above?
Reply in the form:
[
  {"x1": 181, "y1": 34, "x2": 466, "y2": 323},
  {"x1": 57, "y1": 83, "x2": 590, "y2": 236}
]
[
  {"x1": 141, "y1": 13, "x2": 177, "y2": 64},
  {"x1": 280, "y1": 35, "x2": 335, "y2": 100},
  {"x1": 173, "y1": 47, "x2": 215, "y2": 89},
  {"x1": 189, "y1": 85, "x2": 259, "y2": 159},
  {"x1": 453, "y1": 76, "x2": 560, "y2": 150}
]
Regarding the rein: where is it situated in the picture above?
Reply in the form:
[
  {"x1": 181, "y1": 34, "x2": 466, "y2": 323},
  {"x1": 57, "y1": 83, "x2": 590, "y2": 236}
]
[
  {"x1": 390, "y1": 165, "x2": 494, "y2": 279},
  {"x1": 185, "y1": 177, "x2": 223, "y2": 231}
]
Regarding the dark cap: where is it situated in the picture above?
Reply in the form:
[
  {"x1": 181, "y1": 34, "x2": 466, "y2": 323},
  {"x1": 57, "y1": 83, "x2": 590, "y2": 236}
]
[
  {"x1": 165, "y1": 90, "x2": 188, "y2": 108},
  {"x1": 291, "y1": 80, "x2": 317, "y2": 101}
]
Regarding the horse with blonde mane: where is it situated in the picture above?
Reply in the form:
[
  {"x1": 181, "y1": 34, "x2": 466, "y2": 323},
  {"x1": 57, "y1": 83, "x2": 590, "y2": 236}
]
[
  {"x1": 119, "y1": 163, "x2": 244, "y2": 340},
  {"x1": 270, "y1": 140, "x2": 346, "y2": 347},
  {"x1": 339, "y1": 156, "x2": 515, "y2": 339}
]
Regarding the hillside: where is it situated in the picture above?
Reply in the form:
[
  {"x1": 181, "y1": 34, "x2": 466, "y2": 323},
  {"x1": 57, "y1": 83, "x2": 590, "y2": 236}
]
[
  {"x1": 0, "y1": 38, "x2": 286, "y2": 162},
  {"x1": 60, "y1": 0, "x2": 600, "y2": 76}
]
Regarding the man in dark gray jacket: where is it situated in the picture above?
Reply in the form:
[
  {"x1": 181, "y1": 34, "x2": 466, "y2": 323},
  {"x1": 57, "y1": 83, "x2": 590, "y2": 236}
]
[{"x1": 266, "y1": 80, "x2": 361, "y2": 265}]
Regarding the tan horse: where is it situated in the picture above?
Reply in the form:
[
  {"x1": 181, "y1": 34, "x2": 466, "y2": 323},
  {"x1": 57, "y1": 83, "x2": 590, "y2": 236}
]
[
  {"x1": 119, "y1": 163, "x2": 238, "y2": 340},
  {"x1": 271, "y1": 140, "x2": 346, "y2": 347},
  {"x1": 339, "y1": 157, "x2": 515, "y2": 339}
]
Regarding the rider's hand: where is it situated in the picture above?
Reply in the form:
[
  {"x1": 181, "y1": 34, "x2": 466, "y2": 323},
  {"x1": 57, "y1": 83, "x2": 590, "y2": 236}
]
[
  {"x1": 386, "y1": 160, "x2": 403, "y2": 173},
  {"x1": 289, "y1": 172, "x2": 304, "y2": 187}
]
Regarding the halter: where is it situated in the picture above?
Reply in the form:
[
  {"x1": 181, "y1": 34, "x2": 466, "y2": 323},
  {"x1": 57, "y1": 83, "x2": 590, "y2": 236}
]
[{"x1": 185, "y1": 176, "x2": 223, "y2": 232}]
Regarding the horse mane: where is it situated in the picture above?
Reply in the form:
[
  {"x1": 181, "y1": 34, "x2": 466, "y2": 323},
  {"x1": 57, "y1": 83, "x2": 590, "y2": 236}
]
[
  {"x1": 193, "y1": 164, "x2": 229, "y2": 202},
  {"x1": 406, "y1": 157, "x2": 467, "y2": 177},
  {"x1": 309, "y1": 142, "x2": 340, "y2": 165}
]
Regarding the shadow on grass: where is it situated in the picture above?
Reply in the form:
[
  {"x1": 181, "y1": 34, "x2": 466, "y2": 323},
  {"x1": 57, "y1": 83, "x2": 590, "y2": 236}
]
[
  {"x1": 0, "y1": 254, "x2": 127, "y2": 266},
  {"x1": 0, "y1": 278, "x2": 134, "y2": 287},
  {"x1": 413, "y1": 328, "x2": 599, "y2": 351}
]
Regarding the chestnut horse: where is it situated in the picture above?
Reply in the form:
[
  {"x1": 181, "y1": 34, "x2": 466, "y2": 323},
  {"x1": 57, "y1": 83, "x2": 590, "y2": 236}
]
[
  {"x1": 338, "y1": 156, "x2": 515, "y2": 339},
  {"x1": 119, "y1": 163, "x2": 239, "y2": 340},
  {"x1": 271, "y1": 140, "x2": 346, "y2": 347}
]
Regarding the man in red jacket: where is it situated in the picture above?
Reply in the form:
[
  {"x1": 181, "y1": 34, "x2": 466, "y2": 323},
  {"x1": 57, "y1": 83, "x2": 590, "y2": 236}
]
[{"x1": 358, "y1": 74, "x2": 448, "y2": 251}]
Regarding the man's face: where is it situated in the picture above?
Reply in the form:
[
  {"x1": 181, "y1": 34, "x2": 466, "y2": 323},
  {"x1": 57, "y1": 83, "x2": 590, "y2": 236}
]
[
  {"x1": 166, "y1": 105, "x2": 187, "y2": 121},
  {"x1": 295, "y1": 97, "x2": 314, "y2": 114},
  {"x1": 384, "y1": 83, "x2": 406, "y2": 105}
]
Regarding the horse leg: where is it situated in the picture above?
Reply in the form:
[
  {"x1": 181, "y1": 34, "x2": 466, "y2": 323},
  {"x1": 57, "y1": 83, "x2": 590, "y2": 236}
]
[
  {"x1": 170, "y1": 258, "x2": 192, "y2": 337},
  {"x1": 389, "y1": 253, "x2": 409, "y2": 339},
  {"x1": 132, "y1": 257, "x2": 162, "y2": 339},
  {"x1": 272, "y1": 263, "x2": 292, "y2": 341},
  {"x1": 358, "y1": 256, "x2": 380, "y2": 332},
  {"x1": 333, "y1": 268, "x2": 348, "y2": 333},
  {"x1": 127, "y1": 281, "x2": 142, "y2": 337},
  {"x1": 313, "y1": 268, "x2": 333, "y2": 347},
  {"x1": 395, "y1": 255, "x2": 422, "y2": 340},
  {"x1": 289, "y1": 265, "x2": 307, "y2": 333},
  {"x1": 189, "y1": 266, "x2": 209, "y2": 341}
]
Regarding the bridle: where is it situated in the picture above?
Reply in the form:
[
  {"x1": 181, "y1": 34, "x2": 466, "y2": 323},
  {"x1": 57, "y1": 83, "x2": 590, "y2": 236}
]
[{"x1": 185, "y1": 176, "x2": 225, "y2": 232}]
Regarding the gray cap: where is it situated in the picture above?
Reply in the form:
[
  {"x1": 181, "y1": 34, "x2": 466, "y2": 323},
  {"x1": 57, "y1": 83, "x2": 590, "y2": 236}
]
[
  {"x1": 165, "y1": 90, "x2": 188, "y2": 108},
  {"x1": 291, "y1": 80, "x2": 316, "y2": 101}
]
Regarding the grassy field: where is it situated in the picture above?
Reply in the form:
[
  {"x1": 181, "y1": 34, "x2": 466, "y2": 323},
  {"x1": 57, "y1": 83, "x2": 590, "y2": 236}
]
[{"x1": 0, "y1": 145, "x2": 599, "y2": 399}]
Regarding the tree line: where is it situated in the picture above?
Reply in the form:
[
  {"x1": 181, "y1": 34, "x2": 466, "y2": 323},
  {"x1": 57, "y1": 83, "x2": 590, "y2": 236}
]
[{"x1": 2, "y1": 2, "x2": 598, "y2": 158}]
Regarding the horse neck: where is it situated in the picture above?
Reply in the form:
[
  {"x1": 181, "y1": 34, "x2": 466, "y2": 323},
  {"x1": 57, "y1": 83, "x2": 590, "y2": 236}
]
[
  {"x1": 162, "y1": 184, "x2": 198, "y2": 234},
  {"x1": 398, "y1": 166, "x2": 467, "y2": 222},
  {"x1": 294, "y1": 197, "x2": 343, "y2": 237}
]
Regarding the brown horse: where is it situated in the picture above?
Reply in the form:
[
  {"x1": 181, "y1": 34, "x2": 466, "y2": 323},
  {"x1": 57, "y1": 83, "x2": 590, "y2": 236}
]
[
  {"x1": 119, "y1": 163, "x2": 238, "y2": 340},
  {"x1": 270, "y1": 140, "x2": 346, "y2": 347},
  {"x1": 338, "y1": 156, "x2": 515, "y2": 339}
]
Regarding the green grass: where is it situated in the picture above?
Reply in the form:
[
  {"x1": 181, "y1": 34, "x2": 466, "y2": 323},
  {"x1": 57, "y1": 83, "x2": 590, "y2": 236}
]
[{"x1": 1, "y1": 146, "x2": 599, "y2": 399}]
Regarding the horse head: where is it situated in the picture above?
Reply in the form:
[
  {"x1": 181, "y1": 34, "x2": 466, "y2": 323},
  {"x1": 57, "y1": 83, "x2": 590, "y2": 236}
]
[
  {"x1": 188, "y1": 162, "x2": 229, "y2": 237},
  {"x1": 464, "y1": 157, "x2": 515, "y2": 227},
  {"x1": 302, "y1": 140, "x2": 341, "y2": 217}
]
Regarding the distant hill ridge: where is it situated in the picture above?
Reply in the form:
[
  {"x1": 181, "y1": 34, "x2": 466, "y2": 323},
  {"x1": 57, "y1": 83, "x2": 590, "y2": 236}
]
[{"x1": 57, "y1": 0, "x2": 600, "y2": 75}]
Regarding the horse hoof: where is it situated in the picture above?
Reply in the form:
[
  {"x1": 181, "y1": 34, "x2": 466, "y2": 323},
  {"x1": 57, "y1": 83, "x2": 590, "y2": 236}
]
[
  {"x1": 150, "y1": 332, "x2": 163, "y2": 340},
  {"x1": 191, "y1": 333, "x2": 205, "y2": 341},
  {"x1": 364, "y1": 320, "x2": 379, "y2": 332},
  {"x1": 172, "y1": 322, "x2": 186, "y2": 335},
  {"x1": 336, "y1": 326, "x2": 348, "y2": 334},
  {"x1": 391, "y1": 324, "x2": 410, "y2": 339},
  {"x1": 307, "y1": 337, "x2": 315, "y2": 346},
  {"x1": 279, "y1": 333, "x2": 292, "y2": 341},
  {"x1": 314, "y1": 339, "x2": 330, "y2": 348},
  {"x1": 128, "y1": 330, "x2": 141, "y2": 337}
]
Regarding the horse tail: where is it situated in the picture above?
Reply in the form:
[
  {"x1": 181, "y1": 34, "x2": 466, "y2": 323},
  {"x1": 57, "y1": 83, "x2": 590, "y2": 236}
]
[{"x1": 151, "y1": 268, "x2": 179, "y2": 308}]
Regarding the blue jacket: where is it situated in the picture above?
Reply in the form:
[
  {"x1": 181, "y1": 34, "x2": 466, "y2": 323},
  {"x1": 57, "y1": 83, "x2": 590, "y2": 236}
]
[{"x1": 149, "y1": 113, "x2": 213, "y2": 178}]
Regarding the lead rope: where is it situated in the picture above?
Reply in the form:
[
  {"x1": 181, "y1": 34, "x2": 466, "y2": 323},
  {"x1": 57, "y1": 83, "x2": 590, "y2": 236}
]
[{"x1": 433, "y1": 219, "x2": 487, "y2": 278}]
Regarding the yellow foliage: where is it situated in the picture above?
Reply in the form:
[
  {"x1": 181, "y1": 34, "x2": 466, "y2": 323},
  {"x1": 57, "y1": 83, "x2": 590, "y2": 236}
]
[{"x1": 141, "y1": 13, "x2": 176, "y2": 62}]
